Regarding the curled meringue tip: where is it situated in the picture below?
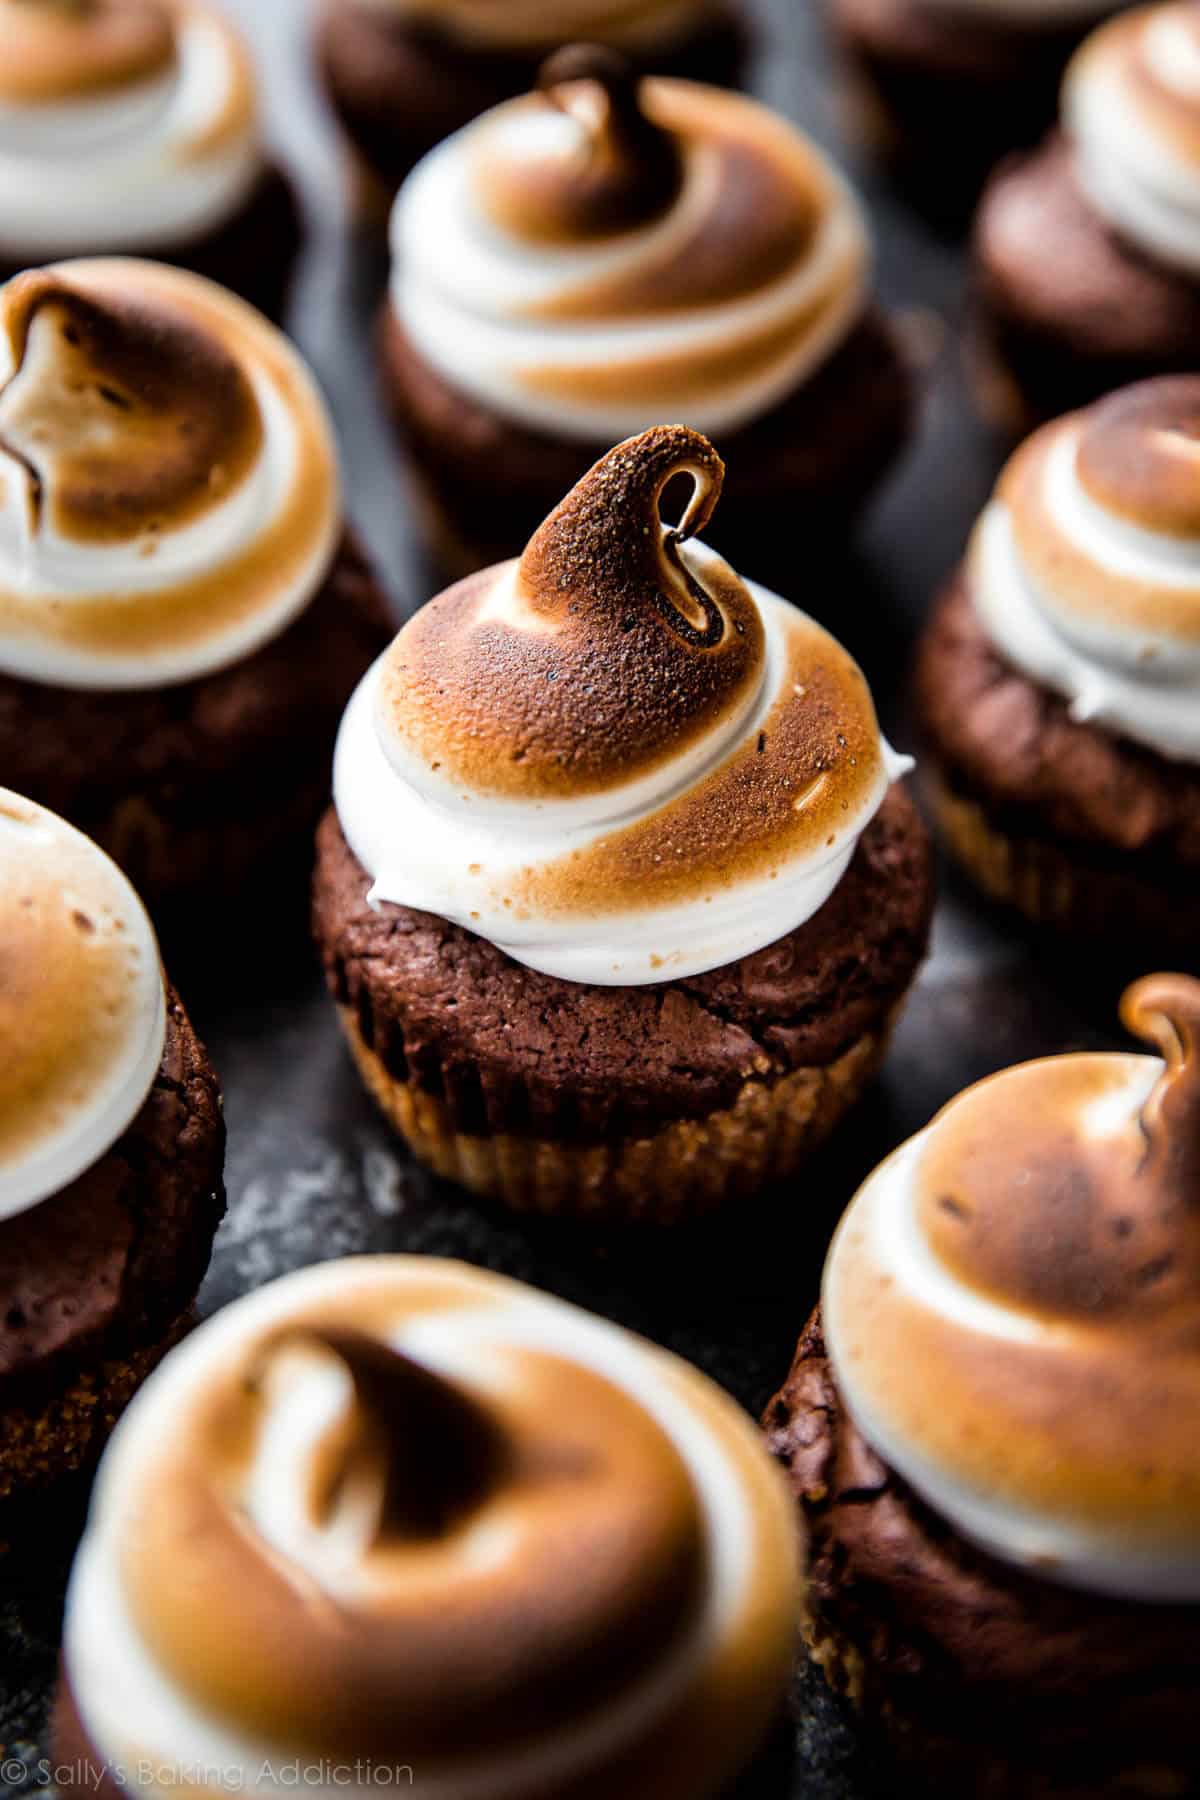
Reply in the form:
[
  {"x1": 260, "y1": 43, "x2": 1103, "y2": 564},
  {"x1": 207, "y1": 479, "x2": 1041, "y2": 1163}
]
[
  {"x1": 251, "y1": 1326, "x2": 505, "y2": 1541},
  {"x1": 516, "y1": 42, "x2": 684, "y2": 239},
  {"x1": 520, "y1": 424, "x2": 729, "y2": 639},
  {"x1": 0, "y1": 265, "x2": 261, "y2": 545},
  {"x1": 0, "y1": 786, "x2": 165, "y2": 1222},
  {"x1": 1120, "y1": 971, "x2": 1200, "y2": 1187},
  {"x1": 0, "y1": 0, "x2": 178, "y2": 106}
]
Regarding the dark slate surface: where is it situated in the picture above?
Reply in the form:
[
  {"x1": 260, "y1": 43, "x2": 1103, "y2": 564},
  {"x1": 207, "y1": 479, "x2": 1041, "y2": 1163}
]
[{"x1": 0, "y1": 2, "x2": 1137, "y2": 1794}]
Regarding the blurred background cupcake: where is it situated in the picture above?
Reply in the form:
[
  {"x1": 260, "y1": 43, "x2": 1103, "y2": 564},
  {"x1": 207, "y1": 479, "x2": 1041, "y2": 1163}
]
[
  {"x1": 914, "y1": 376, "x2": 1200, "y2": 960},
  {"x1": 58, "y1": 1255, "x2": 798, "y2": 1799},
  {"x1": 381, "y1": 46, "x2": 913, "y2": 582},
  {"x1": 0, "y1": 790, "x2": 224, "y2": 1526},
  {"x1": 316, "y1": 0, "x2": 750, "y2": 209},
  {"x1": 973, "y1": 0, "x2": 1200, "y2": 432},
  {"x1": 767, "y1": 971, "x2": 1200, "y2": 1795},
  {"x1": 829, "y1": 0, "x2": 1128, "y2": 230},
  {"x1": 0, "y1": 257, "x2": 390, "y2": 945},
  {"x1": 314, "y1": 426, "x2": 933, "y2": 1222},
  {"x1": 0, "y1": 0, "x2": 301, "y2": 321}
]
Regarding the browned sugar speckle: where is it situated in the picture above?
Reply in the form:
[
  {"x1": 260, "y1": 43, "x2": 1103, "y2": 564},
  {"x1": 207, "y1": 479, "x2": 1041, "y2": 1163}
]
[{"x1": 380, "y1": 426, "x2": 765, "y2": 800}]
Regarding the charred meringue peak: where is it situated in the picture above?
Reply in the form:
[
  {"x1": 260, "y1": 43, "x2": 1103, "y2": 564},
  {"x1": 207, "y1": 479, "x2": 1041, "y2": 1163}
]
[
  {"x1": 391, "y1": 50, "x2": 869, "y2": 440},
  {"x1": 0, "y1": 786, "x2": 164, "y2": 1221},
  {"x1": 64, "y1": 1256, "x2": 799, "y2": 1800},
  {"x1": 0, "y1": 258, "x2": 340, "y2": 689},
  {"x1": 1066, "y1": 0, "x2": 1200, "y2": 277},
  {"x1": 969, "y1": 376, "x2": 1200, "y2": 761},
  {"x1": 334, "y1": 425, "x2": 909, "y2": 985},
  {"x1": 0, "y1": 0, "x2": 262, "y2": 257},
  {"x1": 825, "y1": 972, "x2": 1200, "y2": 1602}
]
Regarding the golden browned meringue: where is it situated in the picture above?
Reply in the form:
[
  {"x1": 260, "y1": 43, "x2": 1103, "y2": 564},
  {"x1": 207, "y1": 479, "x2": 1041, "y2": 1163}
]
[
  {"x1": 379, "y1": 426, "x2": 766, "y2": 804},
  {"x1": 64, "y1": 1257, "x2": 800, "y2": 1798},
  {"x1": 824, "y1": 973, "x2": 1200, "y2": 1600},
  {"x1": 391, "y1": 58, "x2": 868, "y2": 440},
  {"x1": 0, "y1": 258, "x2": 339, "y2": 689},
  {"x1": 1065, "y1": 1, "x2": 1200, "y2": 275},
  {"x1": 335, "y1": 426, "x2": 907, "y2": 984},
  {"x1": 0, "y1": 786, "x2": 165, "y2": 1220},
  {"x1": 0, "y1": 0, "x2": 177, "y2": 106},
  {"x1": 968, "y1": 376, "x2": 1200, "y2": 761}
]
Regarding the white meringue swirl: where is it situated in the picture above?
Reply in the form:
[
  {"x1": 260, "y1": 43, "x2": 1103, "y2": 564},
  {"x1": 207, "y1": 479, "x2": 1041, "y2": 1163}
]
[
  {"x1": 968, "y1": 376, "x2": 1200, "y2": 762},
  {"x1": 0, "y1": 258, "x2": 341, "y2": 691},
  {"x1": 390, "y1": 76, "x2": 868, "y2": 442},
  {"x1": 0, "y1": 788, "x2": 165, "y2": 1222},
  {"x1": 336, "y1": 430, "x2": 906, "y2": 987},
  {"x1": 823, "y1": 972, "x2": 1200, "y2": 1603},
  {"x1": 1065, "y1": 1, "x2": 1200, "y2": 277},
  {"x1": 0, "y1": 1, "x2": 265, "y2": 260},
  {"x1": 64, "y1": 1255, "x2": 799, "y2": 1800}
]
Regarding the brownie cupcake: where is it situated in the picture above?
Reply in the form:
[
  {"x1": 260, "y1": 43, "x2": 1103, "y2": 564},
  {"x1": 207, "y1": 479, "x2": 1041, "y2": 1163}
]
[
  {"x1": 974, "y1": 1, "x2": 1200, "y2": 433},
  {"x1": 0, "y1": 257, "x2": 389, "y2": 931},
  {"x1": 314, "y1": 425, "x2": 933, "y2": 1222},
  {"x1": 56, "y1": 1254, "x2": 799, "y2": 1798},
  {"x1": 0, "y1": 0, "x2": 300, "y2": 323},
  {"x1": 0, "y1": 789, "x2": 223, "y2": 1520},
  {"x1": 381, "y1": 48, "x2": 913, "y2": 580},
  {"x1": 317, "y1": 0, "x2": 749, "y2": 205},
  {"x1": 766, "y1": 971, "x2": 1200, "y2": 1796},
  {"x1": 830, "y1": 0, "x2": 1124, "y2": 229},
  {"x1": 915, "y1": 376, "x2": 1200, "y2": 956}
]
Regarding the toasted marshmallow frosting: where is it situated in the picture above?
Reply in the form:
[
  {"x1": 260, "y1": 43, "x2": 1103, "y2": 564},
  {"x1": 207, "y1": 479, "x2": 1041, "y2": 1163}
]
[
  {"x1": 0, "y1": 788, "x2": 165, "y2": 1222},
  {"x1": 390, "y1": 50, "x2": 869, "y2": 442},
  {"x1": 824, "y1": 972, "x2": 1200, "y2": 1603},
  {"x1": 1065, "y1": 1, "x2": 1200, "y2": 276},
  {"x1": 0, "y1": 258, "x2": 340, "y2": 690},
  {"x1": 65, "y1": 1255, "x2": 799, "y2": 1800},
  {"x1": 334, "y1": 426, "x2": 908, "y2": 986},
  {"x1": 0, "y1": 0, "x2": 264, "y2": 259},
  {"x1": 354, "y1": 0, "x2": 728, "y2": 53},
  {"x1": 968, "y1": 377, "x2": 1200, "y2": 762}
]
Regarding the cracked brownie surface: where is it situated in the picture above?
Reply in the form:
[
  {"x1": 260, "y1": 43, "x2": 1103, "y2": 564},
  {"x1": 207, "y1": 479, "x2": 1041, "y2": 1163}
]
[
  {"x1": 765, "y1": 1309, "x2": 1200, "y2": 1794},
  {"x1": 312, "y1": 784, "x2": 933, "y2": 1145},
  {"x1": 0, "y1": 991, "x2": 225, "y2": 1456}
]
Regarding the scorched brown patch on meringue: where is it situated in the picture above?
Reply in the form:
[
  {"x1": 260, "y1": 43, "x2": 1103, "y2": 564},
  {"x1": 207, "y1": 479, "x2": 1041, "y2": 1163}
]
[
  {"x1": 378, "y1": 425, "x2": 765, "y2": 800},
  {"x1": 0, "y1": 269, "x2": 263, "y2": 544}
]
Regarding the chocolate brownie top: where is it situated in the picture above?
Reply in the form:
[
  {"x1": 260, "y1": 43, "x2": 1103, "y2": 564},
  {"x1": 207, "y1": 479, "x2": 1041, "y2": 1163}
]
[
  {"x1": 381, "y1": 307, "x2": 911, "y2": 556},
  {"x1": 0, "y1": 989, "x2": 224, "y2": 1408},
  {"x1": 312, "y1": 783, "x2": 933, "y2": 1145},
  {"x1": 974, "y1": 134, "x2": 1200, "y2": 363},
  {"x1": 765, "y1": 1310, "x2": 1200, "y2": 1768},
  {"x1": 0, "y1": 534, "x2": 390, "y2": 841},
  {"x1": 916, "y1": 570, "x2": 1200, "y2": 867}
]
